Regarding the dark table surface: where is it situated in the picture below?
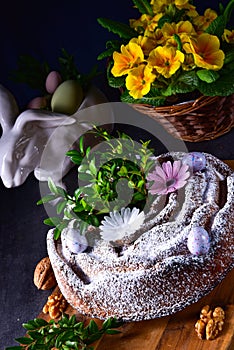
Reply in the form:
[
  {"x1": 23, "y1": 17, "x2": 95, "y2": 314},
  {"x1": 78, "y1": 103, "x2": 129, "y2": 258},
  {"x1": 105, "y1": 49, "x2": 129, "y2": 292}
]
[{"x1": 0, "y1": 1, "x2": 234, "y2": 348}]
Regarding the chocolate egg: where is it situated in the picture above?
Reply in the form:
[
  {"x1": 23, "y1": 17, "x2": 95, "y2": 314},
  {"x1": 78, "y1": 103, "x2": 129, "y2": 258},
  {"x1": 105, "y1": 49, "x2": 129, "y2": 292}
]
[
  {"x1": 45, "y1": 71, "x2": 62, "y2": 94},
  {"x1": 27, "y1": 96, "x2": 48, "y2": 109},
  {"x1": 187, "y1": 226, "x2": 210, "y2": 255},
  {"x1": 66, "y1": 228, "x2": 88, "y2": 254},
  {"x1": 51, "y1": 79, "x2": 83, "y2": 115},
  {"x1": 183, "y1": 152, "x2": 206, "y2": 172}
]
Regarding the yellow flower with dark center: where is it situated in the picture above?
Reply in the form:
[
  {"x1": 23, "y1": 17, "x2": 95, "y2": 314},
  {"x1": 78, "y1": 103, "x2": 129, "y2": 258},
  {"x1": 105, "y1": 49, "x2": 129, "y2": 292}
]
[
  {"x1": 223, "y1": 29, "x2": 234, "y2": 43},
  {"x1": 162, "y1": 21, "x2": 196, "y2": 39},
  {"x1": 150, "y1": 0, "x2": 190, "y2": 13},
  {"x1": 130, "y1": 36, "x2": 157, "y2": 57},
  {"x1": 130, "y1": 14, "x2": 152, "y2": 32},
  {"x1": 184, "y1": 33, "x2": 224, "y2": 70},
  {"x1": 148, "y1": 46, "x2": 184, "y2": 78},
  {"x1": 193, "y1": 8, "x2": 218, "y2": 32},
  {"x1": 161, "y1": 21, "x2": 196, "y2": 48},
  {"x1": 111, "y1": 43, "x2": 144, "y2": 77},
  {"x1": 126, "y1": 64, "x2": 156, "y2": 99}
]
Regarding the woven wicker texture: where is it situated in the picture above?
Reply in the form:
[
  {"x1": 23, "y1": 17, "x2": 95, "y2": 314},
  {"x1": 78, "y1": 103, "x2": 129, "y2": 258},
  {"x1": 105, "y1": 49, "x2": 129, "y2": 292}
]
[{"x1": 131, "y1": 94, "x2": 234, "y2": 142}]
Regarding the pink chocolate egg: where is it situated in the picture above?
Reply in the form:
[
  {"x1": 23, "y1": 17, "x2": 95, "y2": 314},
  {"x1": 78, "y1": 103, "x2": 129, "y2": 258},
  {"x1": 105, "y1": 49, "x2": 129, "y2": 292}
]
[
  {"x1": 45, "y1": 70, "x2": 62, "y2": 94},
  {"x1": 27, "y1": 96, "x2": 47, "y2": 109}
]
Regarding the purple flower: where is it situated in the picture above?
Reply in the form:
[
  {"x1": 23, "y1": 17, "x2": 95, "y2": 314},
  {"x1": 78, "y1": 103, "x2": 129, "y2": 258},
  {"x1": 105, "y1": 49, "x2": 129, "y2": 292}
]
[{"x1": 147, "y1": 160, "x2": 190, "y2": 195}]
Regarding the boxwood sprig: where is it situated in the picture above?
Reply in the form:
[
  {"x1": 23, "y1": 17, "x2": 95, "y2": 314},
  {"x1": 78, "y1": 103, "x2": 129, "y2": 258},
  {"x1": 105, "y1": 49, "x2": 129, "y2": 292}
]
[
  {"x1": 37, "y1": 126, "x2": 155, "y2": 239},
  {"x1": 5, "y1": 314, "x2": 123, "y2": 350}
]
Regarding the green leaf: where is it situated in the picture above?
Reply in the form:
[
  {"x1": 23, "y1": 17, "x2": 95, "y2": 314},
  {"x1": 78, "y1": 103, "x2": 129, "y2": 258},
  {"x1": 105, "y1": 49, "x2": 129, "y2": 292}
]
[
  {"x1": 78, "y1": 172, "x2": 94, "y2": 182},
  {"x1": 198, "y1": 69, "x2": 234, "y2": 96},
  {"x1": 117, "y1": 166, "x2": 128, "y2": 176},
  {"x1": 173, "y1": 33, "x2": 182, "y2": 51},
  {"x1": 132, "y1": 0, "x2": 154, "y2": 16},
  {"x1": 223, "y1": 0, "x2": 234, "y2": 23},
  {"x1": 56, "y1": 200, "x2": 67, "y2": 214},
  {"x1": 158, "y1": 14, "x2": 172, "y2": 28},
  {"x1": 48, "y1": 177, "x2": 58, "y2": 195},
  {"x1": 89, "y1": 158, "x2": 97, "y2": 176},
  {"x1": 10, "y1": 54, "x2": 50, "y2": 94},
  {"x1": 87, "y1": 320, "x2": 99, "y2": 334},
  {"x1": 97, "y1": 48, "x2": 116, "y2": 60},
  {"x1": 196, "y1": 69, "x2": 219, "y2": 83},
  {"x1": 79, "y1": 136, "x2": 85, "y2": 155},
  {"x1": 120, "y1": 89, "x2": 166, "y2": 106},
  {"x1": 105, "y1": 329, "x2": 122, "y2": 335},
  {"x1": 15, "y1": 337, "x2": 33, "y2": 345},
  {"x1": 36, "y1": 194, "x2": 57, "y2": 205},
  {"x1": 27, "y1": 331, "x2": 42, "y2": 340},
  {"x1": 44, "y1": 217, "x2": 61, "y2": 226},
  {"x1": 54, "y1": 226, "x2": 62, "y2": 240},
  {"x1": 205, "y1": 14, "x2": 226, "y2": 37},
  {"x1": 97, "y1": 18, "x2": 138, "y2": 40}
]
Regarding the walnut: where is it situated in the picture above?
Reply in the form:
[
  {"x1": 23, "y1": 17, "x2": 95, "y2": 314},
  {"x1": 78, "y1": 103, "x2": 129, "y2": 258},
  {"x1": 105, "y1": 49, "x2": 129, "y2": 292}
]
[
  {"x1": 195, "y1": 319, "x2": 206, "y2": 339},
  {"x1": 43, "y1": 289, "x2": 67, "y2": 319},
  {"x1": 200, "y1": 305, "x2": 212, "y2": 323},
  {"x1": 195, "y1": 305, "x2": 225, "y2": 340},
  {"x1": 34, "y1": 257, "x2": 57, "y2": 290}
]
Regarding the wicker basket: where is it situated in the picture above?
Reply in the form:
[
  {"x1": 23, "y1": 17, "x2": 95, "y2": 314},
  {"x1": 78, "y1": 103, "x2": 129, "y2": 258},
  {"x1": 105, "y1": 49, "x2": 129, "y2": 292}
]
[{"x1": 130, "y1": 94, "x2": 234, "y2": 142}]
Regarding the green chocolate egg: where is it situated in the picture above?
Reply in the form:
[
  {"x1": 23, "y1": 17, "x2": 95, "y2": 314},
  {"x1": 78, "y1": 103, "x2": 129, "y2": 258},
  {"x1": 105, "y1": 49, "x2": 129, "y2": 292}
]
[{"x1": 51, "y1": 79, "x2": 83, "y2": 115}]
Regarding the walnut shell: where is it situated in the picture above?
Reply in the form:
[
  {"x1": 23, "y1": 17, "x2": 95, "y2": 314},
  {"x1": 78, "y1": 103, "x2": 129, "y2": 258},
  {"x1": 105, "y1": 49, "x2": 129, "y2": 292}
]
[{"x1": 34, "y1": 256, "x2": 57, "y2": 290}]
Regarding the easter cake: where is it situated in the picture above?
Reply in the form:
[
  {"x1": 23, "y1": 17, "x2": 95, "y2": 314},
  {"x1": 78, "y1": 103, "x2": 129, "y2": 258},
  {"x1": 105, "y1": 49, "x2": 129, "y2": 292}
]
[{"x1": 47, "y1": 151, "x2": 234, "y2": 321}]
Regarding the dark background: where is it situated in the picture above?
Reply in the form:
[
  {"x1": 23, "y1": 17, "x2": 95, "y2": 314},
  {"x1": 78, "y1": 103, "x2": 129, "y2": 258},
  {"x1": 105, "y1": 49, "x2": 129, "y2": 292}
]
[{"x1": 0, "y1": 1, "x2": 233, "y2": 348}]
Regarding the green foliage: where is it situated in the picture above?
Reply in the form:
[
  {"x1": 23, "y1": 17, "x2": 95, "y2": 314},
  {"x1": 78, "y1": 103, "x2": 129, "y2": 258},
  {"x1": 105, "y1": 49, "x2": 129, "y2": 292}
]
[
  {"x1": 10, "y1": 49, "x2": 99, "y2": 96},
  {"x1": 132, "y1": 0, "x2": 154, "y2": 16},
  {"x1": 5, "y1": 314, "x2": 123, "y2": 350},
  {"x1": 97, "y1": 18, "x2": 138, "y2": 40},
  {"x1": 10, "y1": 55, "x2": 50, "y2": 94},
  {"x1": 120, "y1": 89, "x2": 166, "y2": 106},
  {"x1": 38, "y1": 126, "x2": 155, "y2": 239}
]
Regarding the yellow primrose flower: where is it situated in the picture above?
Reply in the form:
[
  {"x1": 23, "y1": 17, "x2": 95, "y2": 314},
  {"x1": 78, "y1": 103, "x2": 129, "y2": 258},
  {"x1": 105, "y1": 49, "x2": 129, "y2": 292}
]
[
  {"x1": 126, "y1": 64, "x2": 156, "y2": 99},
  {"x1": 130, "y1": 14, "x2": 152, "y2": 32},
  {"x1": 111, "y1": 43, "x2": 145, "y2": 77},
  {"x1": 130, "y1": 35, "x2": 157, "y2": 56},
  {"x1": 146, "y1": 14, "x2": 163, "y2": 32},
  {"x1": 162, "y1": 21, "x2": 196, "y2": 39},
  {"x1": 184, "y1": 33, "x2": 225, "y2": 70},
  {"x1": 148, "y1": 46, "x2": 184, "y2": 78},
  {"x1": 193, "y1": 9, "x2": 218, "y2": 32},
  {"x1": 150, "y1": 0, "x2": 190, "y2": 13},
  {"x1": 223, "y1": 29, "x2": 234, "y2": 43},
  {"x1": 161, "y1": 21, "x2": 196, "y2": 48}
]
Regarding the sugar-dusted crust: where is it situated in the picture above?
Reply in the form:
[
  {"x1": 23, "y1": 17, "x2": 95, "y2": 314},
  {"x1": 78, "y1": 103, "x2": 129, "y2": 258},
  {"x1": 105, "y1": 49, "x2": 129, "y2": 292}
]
[{"x1": 47, "y1": 152, "x2": 234, "y2": 321}]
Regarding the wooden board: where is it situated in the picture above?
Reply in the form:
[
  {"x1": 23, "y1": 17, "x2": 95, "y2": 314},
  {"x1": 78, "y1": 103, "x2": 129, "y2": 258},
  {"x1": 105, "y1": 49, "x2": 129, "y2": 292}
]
[{"x1": 38, "y1": 160, "x2": 234, "y2": 349}]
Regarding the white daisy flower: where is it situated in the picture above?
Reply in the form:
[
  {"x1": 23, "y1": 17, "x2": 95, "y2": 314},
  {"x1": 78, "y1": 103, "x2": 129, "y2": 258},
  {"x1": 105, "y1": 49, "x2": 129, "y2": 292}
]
[{"x1": 100, "y1": 207, "x2": 145, "y2": 242}]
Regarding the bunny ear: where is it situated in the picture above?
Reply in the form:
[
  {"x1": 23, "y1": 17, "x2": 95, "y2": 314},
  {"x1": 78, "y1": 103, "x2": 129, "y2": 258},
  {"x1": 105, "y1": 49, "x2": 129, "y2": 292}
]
[
  {"x1": 13, "y1": 109, "x2": 76, "y2": 131},
  {"x1": 0, "y1": 84, "x2": 19, "y2": 133}
]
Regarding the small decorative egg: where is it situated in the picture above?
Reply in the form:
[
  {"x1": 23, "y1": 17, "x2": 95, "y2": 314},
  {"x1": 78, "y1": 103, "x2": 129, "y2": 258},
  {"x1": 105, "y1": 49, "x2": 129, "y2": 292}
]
[
  {"x1": 183, "y1": 152, "x2": 206, "y2": 172},
  {"x1": 27, "y1": 96, "x2": 48, "y2": 109},
  {"x1": 51, "y1": 79, "x2": 84, "y2": 115},
  {"x1": 187, "y1": 226, "x2": 210, "y2": 255},
  {"x1": 45, "y1": 71, "x2": 62, "y2": 94},
  {"x1": 66, "y1": 228, "x2": 88, "y2": 254}
]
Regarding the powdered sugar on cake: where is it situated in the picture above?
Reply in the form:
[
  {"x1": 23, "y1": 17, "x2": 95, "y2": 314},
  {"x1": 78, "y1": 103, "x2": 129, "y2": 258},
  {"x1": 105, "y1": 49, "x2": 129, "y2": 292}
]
[{"x1": 47, "y1": 152, "x2": 234, "y2": 321}]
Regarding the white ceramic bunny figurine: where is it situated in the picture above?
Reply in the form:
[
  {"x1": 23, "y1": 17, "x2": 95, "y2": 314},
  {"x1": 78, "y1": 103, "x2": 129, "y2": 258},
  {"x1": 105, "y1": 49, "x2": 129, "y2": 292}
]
[{"x1": 0, "y1": 84, "x2": 112, "y2": 188}]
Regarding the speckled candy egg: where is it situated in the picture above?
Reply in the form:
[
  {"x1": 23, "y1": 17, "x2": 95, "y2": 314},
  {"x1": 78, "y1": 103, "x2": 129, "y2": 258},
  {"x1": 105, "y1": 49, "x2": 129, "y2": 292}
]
[
  {"x1": 187, "y1": 227, "x2": 210, "y2": 255},
  {"x1": 66, "y1": 228, "x2": 88, "y2": 254},
  {"x1": 183, "y1": 152, "x2": 206, "y2": 172}
]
